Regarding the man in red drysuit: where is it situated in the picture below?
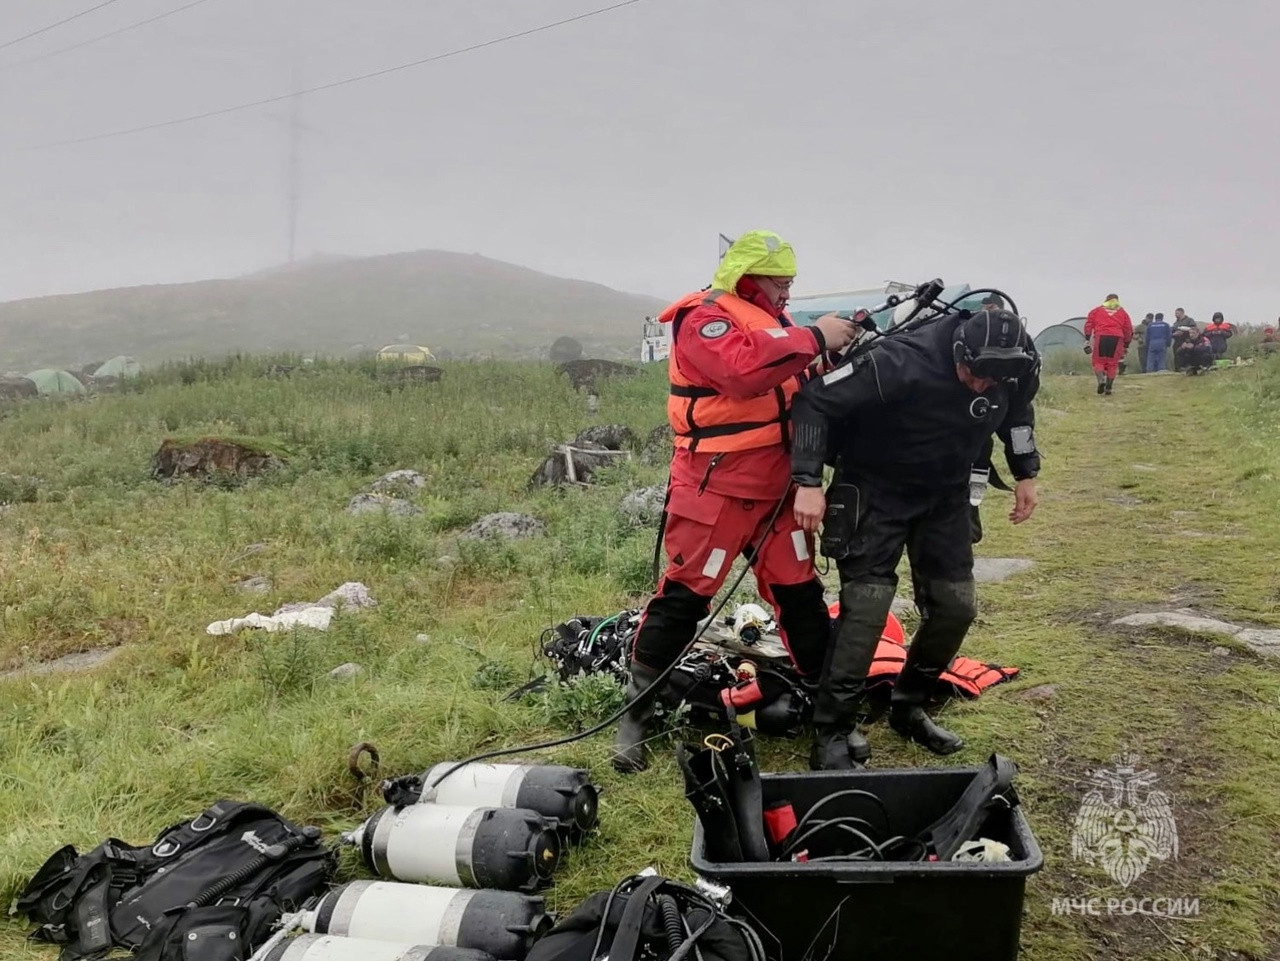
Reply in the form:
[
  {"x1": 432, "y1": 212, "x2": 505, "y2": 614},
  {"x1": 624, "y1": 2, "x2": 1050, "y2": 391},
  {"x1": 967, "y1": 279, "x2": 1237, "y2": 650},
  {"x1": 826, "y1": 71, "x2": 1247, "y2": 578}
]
[
  {"x1": 611, "y1": 230, "x2": 859, "y2": 773},
  {"x1": 1084, "y1": 293, "x2": 1133, "y2": 395}
]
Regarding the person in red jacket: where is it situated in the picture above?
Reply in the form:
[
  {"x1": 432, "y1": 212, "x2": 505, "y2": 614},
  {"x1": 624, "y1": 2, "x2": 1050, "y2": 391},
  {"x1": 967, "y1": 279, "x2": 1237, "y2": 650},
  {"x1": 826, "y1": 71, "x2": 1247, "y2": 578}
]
[
  {"x1": 1084, "y1": 294, "x2": 1133, "y2": 395},
  {"x1": 611, "y1": 230, "x2": 859, "y2": 773}
]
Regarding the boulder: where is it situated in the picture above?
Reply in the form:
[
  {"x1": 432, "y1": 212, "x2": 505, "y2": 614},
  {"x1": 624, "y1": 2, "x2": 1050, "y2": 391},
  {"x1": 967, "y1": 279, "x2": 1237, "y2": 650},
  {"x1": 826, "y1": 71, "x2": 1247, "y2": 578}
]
[
  {"x1": 620, "y1": 485, "x2": 667, "y2": 525},
  {"x1": 372, "y1": 469, "x2": 427, "y2": 496},
  {"x1": 572, "y1": 424, "x2": 636, "y2": 450},
  {"x1": 556, "y1": 359, "x2": 639, "y2": 392},
  {"x1": 461, "y1": 512, "x2": 545, "y2": 541},
  {"x1": 640, "y1": 424, "x2": 674, "y2": 465},
  {"x1": 346, "y1": 492, "x2": 422, "y2": 517},
  {"x1": 151, "y1": 437, "x2": 285, "y2": 482},
  {"x1": 549, "y1": 336, "x2": 584, "y2": 363}
]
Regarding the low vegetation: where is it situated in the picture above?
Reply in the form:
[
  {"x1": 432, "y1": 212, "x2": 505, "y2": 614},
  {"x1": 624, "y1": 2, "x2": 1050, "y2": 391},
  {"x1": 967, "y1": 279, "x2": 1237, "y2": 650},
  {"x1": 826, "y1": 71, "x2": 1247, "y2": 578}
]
[{"x1": 1, "y1": 355, "x2": 1278, "y2": 960}]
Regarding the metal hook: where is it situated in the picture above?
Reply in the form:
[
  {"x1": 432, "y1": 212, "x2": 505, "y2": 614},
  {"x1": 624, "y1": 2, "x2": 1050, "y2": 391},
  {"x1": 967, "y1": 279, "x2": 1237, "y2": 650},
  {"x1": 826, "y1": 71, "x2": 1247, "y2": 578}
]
[{"x1": 348, "y1": 741, "x2": 380, "y2": 782}]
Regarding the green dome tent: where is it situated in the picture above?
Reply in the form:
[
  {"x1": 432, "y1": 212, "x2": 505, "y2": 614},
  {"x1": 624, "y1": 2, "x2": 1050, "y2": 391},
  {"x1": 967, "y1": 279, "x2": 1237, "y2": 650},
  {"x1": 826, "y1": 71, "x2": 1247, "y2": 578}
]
[
  {"x1": 1033, "y1": 323, "x2": 1087, "y2": 355},
  {"x1": 26, "y1": 369, "x2": 87, "y2": 395},
  {"x1": 94, "y1": 355, "x2": 142, "y2": 379}
]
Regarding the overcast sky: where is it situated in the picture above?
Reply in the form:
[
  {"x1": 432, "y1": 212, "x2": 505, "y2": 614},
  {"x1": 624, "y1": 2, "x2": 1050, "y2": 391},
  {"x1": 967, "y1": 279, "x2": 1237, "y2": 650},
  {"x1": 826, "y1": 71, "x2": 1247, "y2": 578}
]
[{"x1": 1, "y1": 0, "x2": 1276, "y2": 330}]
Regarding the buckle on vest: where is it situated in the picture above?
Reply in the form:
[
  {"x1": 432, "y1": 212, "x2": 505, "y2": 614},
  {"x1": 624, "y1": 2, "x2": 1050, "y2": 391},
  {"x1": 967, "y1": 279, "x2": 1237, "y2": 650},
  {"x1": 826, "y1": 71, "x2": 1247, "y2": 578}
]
[
  {"x1": 190, "y1": 812, "x2": 218, "y2": 832},
  {"x1": 152, "y1": 840, "x2": 181, "y2": 858}
]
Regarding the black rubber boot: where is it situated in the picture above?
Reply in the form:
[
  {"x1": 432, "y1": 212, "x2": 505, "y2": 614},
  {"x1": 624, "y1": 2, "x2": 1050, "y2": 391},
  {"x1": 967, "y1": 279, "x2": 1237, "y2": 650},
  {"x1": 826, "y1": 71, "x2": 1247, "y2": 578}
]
[
  {"x1": 611, "y1": 660, "x2": 665, "y2": 774},
  {"x1": 1104, "y1": 378, "x2": 1114, "y2": 395},
  {"x1": 888, "y1": 704, "x2": 964, "y2": 755},
  {"x1": 890, "y1": 579, "x2": 975, "y2": 756},
  {"x1": 1096, "y1": 380, "x2": 1106, "y2": 395},
  {"x1": 810, "y1": 726, "x2": 871, "y2": 770},
  {"x1": 810, "y1": 581, "x2": 896, "y2": 770}
]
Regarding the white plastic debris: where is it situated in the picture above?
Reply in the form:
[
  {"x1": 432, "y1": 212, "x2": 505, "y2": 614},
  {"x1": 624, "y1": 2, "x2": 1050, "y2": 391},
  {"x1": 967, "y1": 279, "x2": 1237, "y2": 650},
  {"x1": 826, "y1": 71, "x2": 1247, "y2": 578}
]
[
  {"x1": 206, "y1": 582, "x2": 377, "y2": 635},
  {"x1": 951, "y1": 838, "x2": 1012, "y2": 862}
]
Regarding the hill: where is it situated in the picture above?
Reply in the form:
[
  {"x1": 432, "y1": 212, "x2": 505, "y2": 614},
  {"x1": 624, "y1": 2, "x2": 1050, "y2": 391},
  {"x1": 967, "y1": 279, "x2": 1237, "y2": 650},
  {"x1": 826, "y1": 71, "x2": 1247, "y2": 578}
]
[{"x1": 0, "y1": 250, "x2": 667, "y2": 370}]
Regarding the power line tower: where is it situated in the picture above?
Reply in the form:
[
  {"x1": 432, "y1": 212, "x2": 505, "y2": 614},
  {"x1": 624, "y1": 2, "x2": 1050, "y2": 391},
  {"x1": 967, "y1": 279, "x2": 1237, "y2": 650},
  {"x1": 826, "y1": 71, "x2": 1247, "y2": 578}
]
[{"x1": 266, "y1": 70, "x2": 321, "y2": 265}]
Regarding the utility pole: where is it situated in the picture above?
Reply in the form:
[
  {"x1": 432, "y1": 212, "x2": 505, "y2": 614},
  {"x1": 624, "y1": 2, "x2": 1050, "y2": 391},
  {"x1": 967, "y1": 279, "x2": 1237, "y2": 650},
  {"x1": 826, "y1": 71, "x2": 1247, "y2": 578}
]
[
  {"x1": 286, "y1": 88, "x2": 301, "y2": 264},
  {"x1": 267, "y1": 65, "x2": 320, "y2": 266}
]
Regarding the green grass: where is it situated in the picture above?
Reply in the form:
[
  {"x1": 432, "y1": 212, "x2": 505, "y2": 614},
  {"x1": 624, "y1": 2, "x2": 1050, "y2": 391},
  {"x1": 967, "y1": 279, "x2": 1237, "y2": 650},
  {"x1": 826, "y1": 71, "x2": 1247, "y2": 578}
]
[{"x1": 2, "y1": 357, "x2": 1279, "y2": 960}]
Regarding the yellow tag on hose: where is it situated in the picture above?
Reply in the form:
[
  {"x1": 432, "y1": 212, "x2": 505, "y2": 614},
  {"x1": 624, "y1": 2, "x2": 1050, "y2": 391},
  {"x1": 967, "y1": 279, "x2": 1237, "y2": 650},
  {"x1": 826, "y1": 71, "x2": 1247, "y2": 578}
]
[{"x1": 738, "y1": 710, "x2": 758, "y2": 729}]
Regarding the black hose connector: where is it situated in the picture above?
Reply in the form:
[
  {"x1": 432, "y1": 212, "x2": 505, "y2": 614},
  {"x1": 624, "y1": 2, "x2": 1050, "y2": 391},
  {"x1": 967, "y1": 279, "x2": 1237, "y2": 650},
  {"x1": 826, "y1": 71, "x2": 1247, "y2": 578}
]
[
  {"x1": 659, "y1": 894, "x2": 685, "y2": 953},
  {"x1": 186, "y1": 830, "x2": 319, "y2": 908}
]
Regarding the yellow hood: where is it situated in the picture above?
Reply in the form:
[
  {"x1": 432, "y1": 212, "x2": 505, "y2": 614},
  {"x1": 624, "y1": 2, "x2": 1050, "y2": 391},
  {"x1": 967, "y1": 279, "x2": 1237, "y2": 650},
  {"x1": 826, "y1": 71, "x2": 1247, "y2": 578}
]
[{"x1": 711, "y1": 230, "x2": 796, "y2": 292}]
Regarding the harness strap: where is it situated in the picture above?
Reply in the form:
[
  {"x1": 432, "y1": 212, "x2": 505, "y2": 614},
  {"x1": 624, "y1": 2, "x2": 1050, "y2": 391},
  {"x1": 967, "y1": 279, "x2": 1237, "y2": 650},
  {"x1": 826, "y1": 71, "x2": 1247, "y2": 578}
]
[{"x1": 606, "y1": 875, "x2": 666, "y2": 961}]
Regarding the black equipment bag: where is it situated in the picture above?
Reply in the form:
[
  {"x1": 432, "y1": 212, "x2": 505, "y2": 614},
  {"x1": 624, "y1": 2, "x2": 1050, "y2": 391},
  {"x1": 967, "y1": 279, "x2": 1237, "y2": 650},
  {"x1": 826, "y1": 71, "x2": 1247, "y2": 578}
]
[
  {"x1": 917, "y1": 753, "x2": 1020, "y2": 861},
  {"x1": 16, "y1": 799, "x2": 336, "y2": 961},
  {"x1": 524, "y1": 874, "x2": 764, "y2": 961}
]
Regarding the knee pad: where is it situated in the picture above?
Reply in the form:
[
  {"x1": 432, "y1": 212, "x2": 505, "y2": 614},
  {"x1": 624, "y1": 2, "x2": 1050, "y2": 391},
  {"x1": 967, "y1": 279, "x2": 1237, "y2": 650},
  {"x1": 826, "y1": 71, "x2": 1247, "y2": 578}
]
[
  {"x1": 919, "y1": 579, "x2": 977, "y2": 630},
  {"x1": 837, "y1": 580, "x2": 898, "y2": 627}
]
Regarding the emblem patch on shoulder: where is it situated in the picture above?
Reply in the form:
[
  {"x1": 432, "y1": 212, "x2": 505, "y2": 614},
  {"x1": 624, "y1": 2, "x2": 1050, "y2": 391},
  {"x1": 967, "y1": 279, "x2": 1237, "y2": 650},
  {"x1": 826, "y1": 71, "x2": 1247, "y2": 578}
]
[{"x1": 699, "y1": 320, "x2": 730, "y2": 339}]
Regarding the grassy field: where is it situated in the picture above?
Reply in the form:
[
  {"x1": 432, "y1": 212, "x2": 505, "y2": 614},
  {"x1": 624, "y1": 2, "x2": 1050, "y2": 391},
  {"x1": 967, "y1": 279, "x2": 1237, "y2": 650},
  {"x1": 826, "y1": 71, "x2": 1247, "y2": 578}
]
[{"x1": 1, "y1": 354, "x2": 1278, "y2": 961}]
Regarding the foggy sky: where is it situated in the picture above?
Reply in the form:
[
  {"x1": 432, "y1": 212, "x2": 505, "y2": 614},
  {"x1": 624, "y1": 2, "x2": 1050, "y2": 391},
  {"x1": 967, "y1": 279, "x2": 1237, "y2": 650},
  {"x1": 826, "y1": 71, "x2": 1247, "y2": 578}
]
[{"x1": 2, "y1": 0, "x2": 1277, "y2": 331}]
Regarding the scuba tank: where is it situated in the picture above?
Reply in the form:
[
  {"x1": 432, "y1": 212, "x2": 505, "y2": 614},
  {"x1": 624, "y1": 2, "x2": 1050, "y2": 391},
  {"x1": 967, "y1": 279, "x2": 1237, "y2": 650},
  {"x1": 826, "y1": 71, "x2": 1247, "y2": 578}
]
[
  {"x1": 406, "y1": 763, "x2": 599, "y2": 837},
  {"x1": 261, "y1": 934, "x2": 496, "y2": 961},
  {"x1": 306, "y1": 881, "x2": 551, "y2": 961},
  {"x1": 349, "y1": 804, "x2": 561, "y2": 892}
]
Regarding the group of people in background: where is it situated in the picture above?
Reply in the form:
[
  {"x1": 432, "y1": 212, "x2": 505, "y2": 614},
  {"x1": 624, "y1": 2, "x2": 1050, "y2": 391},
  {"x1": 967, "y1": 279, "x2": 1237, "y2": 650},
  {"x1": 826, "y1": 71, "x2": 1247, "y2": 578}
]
[{"x1": 1084, "y1": 295, "x2": 1279, "y2": 395}]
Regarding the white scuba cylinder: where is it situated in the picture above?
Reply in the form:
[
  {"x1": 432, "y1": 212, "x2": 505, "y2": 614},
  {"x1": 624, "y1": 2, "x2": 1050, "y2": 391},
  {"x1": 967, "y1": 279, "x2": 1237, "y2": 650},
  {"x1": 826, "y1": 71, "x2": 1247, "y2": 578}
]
[
  {"x1": 415, "y1": 763, "x2": 599, "y2": 836},
  {"x1": 306, "y1": 881, "x2": 550, "y2": 960},
  {"x1": 350, "y1": 803, "x2": 561, "y2": 892},
  {"x1": 262, "y1": 934, "x2": 495, "y2": 961}
]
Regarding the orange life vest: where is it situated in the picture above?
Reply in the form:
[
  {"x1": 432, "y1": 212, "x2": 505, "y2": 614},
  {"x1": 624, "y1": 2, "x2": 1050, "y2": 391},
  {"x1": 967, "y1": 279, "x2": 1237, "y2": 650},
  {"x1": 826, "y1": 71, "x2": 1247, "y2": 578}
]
[
  {"x1": 826, "y1": 602, "x2": 1018, "y2": 697},
  {"x1": 660, "y1": 289, "x2": 805, "y2": 453},
  {"x1": 865, "y1": 638, "x2": 1019, "y2": 697}
]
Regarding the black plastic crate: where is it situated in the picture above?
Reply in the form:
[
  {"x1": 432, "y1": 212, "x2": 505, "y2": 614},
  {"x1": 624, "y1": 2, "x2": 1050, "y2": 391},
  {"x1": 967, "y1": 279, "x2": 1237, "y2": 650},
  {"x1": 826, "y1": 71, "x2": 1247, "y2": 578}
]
[{"x1": 689, "y1": 766, "x2": 1043, "y2": 961}]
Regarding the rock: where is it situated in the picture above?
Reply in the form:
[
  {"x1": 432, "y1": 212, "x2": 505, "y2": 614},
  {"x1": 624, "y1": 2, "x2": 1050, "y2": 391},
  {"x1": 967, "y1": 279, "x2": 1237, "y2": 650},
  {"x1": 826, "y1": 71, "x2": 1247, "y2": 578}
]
[
  {"x1": 151, "y1": 437, "x2": 286, "y2": 482},
  {"x1": 329, "y1": 662, "x2": 363, "y2": 679},
  {"x1": 372, "y1": 469, "x2": 427, "y2": 495},
  {"x1": 237, "y1": 575, "x2": 272, "y2": 595},
  {"x1": 972, "y1": 558, "x2": 1035, "y2": 583},
  {"x1": 461, "y1": 512, "x2": 546, "y2": 541},
  {"x1": 346, "y1": 492, "x2": 422, "y2": 517},
  {"x1": 620, "y1": 485, "x2": 667, "y2": 525},
  {"x1": 436, "y1": 555, "x2": 458, "y2": 567},
  {"x1": 1017, "y1": 684, "x2": 1057, "y2": 700},
  {"x1": 316, "y1": 582, "x2": 378, "y2": 610},
  {"x1": 1112, "y1": 610, "x2": 1240, "y2": 637},
  {"x1": 549, "y1": 336, "x2": 584, "y2": 363},
  {"x1": 528, "y1": 441, "x2": 628, "y2": 488},
  {"x1": 1131, "y1": 464, "x2": 1159, "y2": 472},
  {"x1": 1113, "y1": 609, "x2": 1280, "y2": 659},
  {"x1": 0, "y1": 648, "x2": 123, "y2": 680},
  {"x1": 640, "y1": 424, "x2": 674, "y2": 465},
  {"x1": 415, "y1": 633, "x2": 432, "y2": 644},
  {"x1": 1235, "y1": 628, "x2": 1280, "y2": 651},
  {"x1": 0, "y1": 375, "x2": 38, "y2": 400},
  {"x1": 890, "y1": 596, "x2": 916, "y2": 617},
  {"x1": 1211, "y1": 646, "x2": 1231, "y2": 657},
  {"x1": 1106, "y1": 495, "x2": 1143, "y2": 507},
  {"x1": 572, "y1": 425, "x2": 636, "y2": 451},
  {"x1": 556, "y1": 359, "x2": 640, "y2": 392}
]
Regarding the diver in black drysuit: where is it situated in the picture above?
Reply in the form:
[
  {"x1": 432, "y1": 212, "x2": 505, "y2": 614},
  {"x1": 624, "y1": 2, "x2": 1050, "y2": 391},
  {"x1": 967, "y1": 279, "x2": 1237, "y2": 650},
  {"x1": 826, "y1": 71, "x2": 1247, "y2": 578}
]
[{"x1": 790, "y1": 308, "x2": 1042, "y2": 769}]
